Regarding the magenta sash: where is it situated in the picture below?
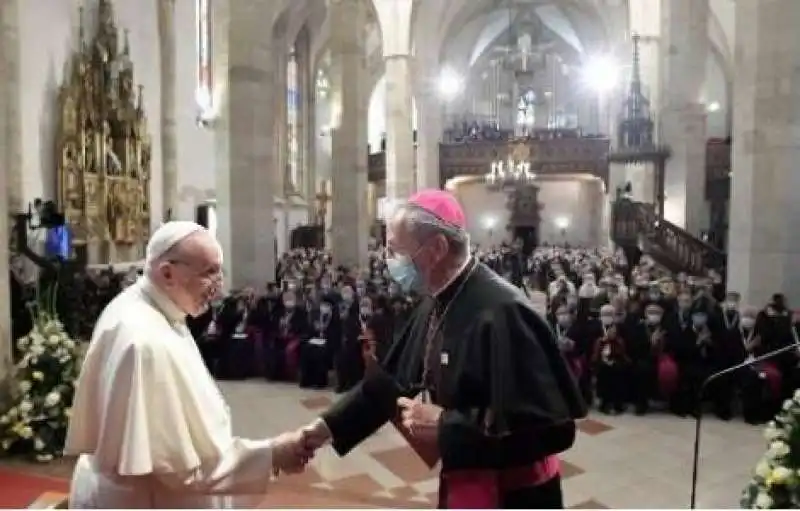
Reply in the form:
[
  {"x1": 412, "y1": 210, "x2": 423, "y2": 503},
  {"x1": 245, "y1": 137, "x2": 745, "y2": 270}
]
[
  {"x1": 285, "y1": 336, "x2": 300, "y2": 380},
  {"x1": 657, "y1": 354, "x2": 679, "y2": 398},
  {"x1": 442, "y1": 456, "x2": 560, "y2": 508},
  {"x1": 756, "y1": 361, "x2": 782, "y2": 397},
  {"x1": 567, "y1": 356, "x2": 584, "y2": 380},
  {"x1": 248, "y1": 328, "x2": 266, "y2": 377}
]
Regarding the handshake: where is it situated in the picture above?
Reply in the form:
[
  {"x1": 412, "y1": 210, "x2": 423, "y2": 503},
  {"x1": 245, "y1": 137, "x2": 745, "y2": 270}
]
[{"x1": 270, "y1": 418, "x2": 332, "y2": 476}]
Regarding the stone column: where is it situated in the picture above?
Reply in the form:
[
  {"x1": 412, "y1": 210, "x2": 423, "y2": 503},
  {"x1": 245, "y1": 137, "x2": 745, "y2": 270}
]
[
  {"x1": 297, "y1": 28, "x2": 312, "y2": 206},
  {"x1": 329, "y1": 0, "x2": 368, "y2": 267},
  {"x1": 0, "y1": 145, "x2": 10, "y2": 386},
  {"x1": 726, "y1": 0, "x2": 800, "y2": 307},
  {"x1": 660, "y1": 0, "x2": 708, "y2": 234},
  {"x1": 158, "y1": 0, "x2": 178, "y2": 220},
  {"x1": 0, "y1": 0, "x2": 20, "y2": 385},
  {"x1": 416, "y1": 87, "x2": 442, "y2": 190},
  {"x1": 215, "y1": 1, "x2": 277, "y2": 288},
  {"x1": 384, "y1": 54, "x2": 415, "y2": 202},
  {"x1": 0, "y1": 0, "x2": 21, "y2": 212}
]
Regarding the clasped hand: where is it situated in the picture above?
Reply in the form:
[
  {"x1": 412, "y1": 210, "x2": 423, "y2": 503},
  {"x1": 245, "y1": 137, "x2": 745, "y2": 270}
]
[
  {"x1": 271, "y1": 419, "x2": 332, "y2": 476},
  {"x1": 397, "y1": 397, "x2": 443, "y2": 441}
]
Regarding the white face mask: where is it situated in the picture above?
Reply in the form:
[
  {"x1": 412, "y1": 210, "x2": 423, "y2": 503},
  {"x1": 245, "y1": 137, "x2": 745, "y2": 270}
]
[
  {"x1": 741, "y1": 317, "x2": 755, "y2": 329},
  {"x1": 600, "y1": 315, "x2": 614, "y2": 326},
  {"x1": 557, "y1": 314, "x2": 571, "y2": 326},
  {"x1": 646, "y1": 314, "x2": 662, "y2": 325}
]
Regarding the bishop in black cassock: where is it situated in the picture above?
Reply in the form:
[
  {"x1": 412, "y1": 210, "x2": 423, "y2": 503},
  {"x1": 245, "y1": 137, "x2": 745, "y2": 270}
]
[{"x1": 300, "y1": 190, "x2": 587, "y2": 509}]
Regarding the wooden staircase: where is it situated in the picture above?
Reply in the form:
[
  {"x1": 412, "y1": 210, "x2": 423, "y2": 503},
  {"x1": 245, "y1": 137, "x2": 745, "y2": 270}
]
[{"x1": 611, "y1": 198, "x2": 727, "y2": 276}]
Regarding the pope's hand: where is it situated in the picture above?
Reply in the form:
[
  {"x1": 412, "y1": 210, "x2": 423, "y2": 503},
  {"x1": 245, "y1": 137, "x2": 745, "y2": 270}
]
[
  {"x1": 271, "y1": 430, "x2": 314, "y2": 476},
  {"x1": 397, "y1": 397, "x2": 443, "y2": 441}
]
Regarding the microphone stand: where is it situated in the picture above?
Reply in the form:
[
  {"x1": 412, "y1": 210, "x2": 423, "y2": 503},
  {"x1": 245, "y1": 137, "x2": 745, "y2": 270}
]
[{"x1": 689, "y1": 342, "x2": 799, "y2": 509}]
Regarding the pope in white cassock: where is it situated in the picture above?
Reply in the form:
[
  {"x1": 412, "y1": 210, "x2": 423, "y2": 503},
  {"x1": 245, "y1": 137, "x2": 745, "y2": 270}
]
[{"x1": 65, "y1": 222, "x2": 314, "y2": 508}]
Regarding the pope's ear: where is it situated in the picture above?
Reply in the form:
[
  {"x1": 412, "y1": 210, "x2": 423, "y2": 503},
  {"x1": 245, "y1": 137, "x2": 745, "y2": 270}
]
[{"x1": 156, "y1": 260, "x2": 173, "y2": 281}]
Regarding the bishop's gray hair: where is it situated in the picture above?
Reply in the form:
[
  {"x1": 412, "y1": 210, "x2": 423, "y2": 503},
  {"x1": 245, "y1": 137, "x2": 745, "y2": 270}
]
[{"x1": 394, "y1": 202, "x2": 470, "y2": 259}]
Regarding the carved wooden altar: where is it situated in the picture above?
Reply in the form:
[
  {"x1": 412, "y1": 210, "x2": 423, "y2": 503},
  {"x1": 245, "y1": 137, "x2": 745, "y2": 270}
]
[{"x1": 56, "y1": 0, "x2": 151, "y2": 264}]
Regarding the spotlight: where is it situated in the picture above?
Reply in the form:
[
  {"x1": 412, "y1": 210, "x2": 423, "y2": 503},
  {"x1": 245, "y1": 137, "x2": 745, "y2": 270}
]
[
  {"x1": 580, "y1": 55, "x2": 620, "y2": 94},
  {"x1": 437, "y1": 68, "x2": 463, "y2": 101}
]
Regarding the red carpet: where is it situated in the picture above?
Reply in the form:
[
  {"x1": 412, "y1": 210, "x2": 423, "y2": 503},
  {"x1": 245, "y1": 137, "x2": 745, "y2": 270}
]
[{"x1": 0, "y1": 468, "x2": 69, "y2": 508}]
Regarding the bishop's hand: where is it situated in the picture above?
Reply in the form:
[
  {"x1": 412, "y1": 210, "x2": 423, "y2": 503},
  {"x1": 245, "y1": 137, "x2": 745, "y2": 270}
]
[
  {"x1": 270, "y1": 430, "x2": 315, "y2": 476},
  {"x1": 301, "y1": 418, "x2": 332, "y2": 452},
  {"x1": 397, "y1": 397, "x2": 443, "y2": 442}
]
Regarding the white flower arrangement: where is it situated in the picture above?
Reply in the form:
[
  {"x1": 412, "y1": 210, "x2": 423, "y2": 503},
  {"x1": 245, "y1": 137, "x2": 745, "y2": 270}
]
[
  {"x1": 742, "y1": 389, "x2": 800, "y2": 508},
  {"x1": 0, "y1": 282, "x2": 82, "y2": 462}
]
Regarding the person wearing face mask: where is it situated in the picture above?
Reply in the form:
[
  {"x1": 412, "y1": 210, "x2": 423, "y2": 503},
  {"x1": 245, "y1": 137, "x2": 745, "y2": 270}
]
[
  {"x1": 334, "y1": 294, "x2": 368, "y2": 394},
  {"x1": 728, "y1": 306, "x2": 782, "y2": 424},
  {"x1": 217, "y1": 294, "x2": 260, "y2": 380},
  {"x1": 265, "y1": 291, "x2": 310, "y2": 382},
  {"x1": 551, "y1": 305, "x2": 592, "y2": 404},
  {"x1": 781, "y1": 310, "x2": 800, "y2": 400},
  {"x1": 340, "y1": 285, "x2": 356, "y2": 313},
  {"x1": 301, "y1": 190, "x2": 586, "y2": 509},
  {"x1": 300, "y1": 299, "x2": 340, "y2": 389},
  {"x1": 720, "y1": 291, "x2": 741, "y2": 332},
  {"x1": 355, "y1": 279, "x2": 368, "y2": 298},
  {"x1": 667, "y1": 291, "x2": 694, "y2": 335},
  {"x1": 645, "y1": 283, "x2": 662, "y2": 307},
  {"x1": 620, "y1": 304, "x2": 664, "y2": 415},
  {"x1": 66, "y1": 222, "x2": 316, "y2": 508},
  {"x1": 319, "y1": 276, "x2": 334, "y2": 297},
  {"x1": 668, "y1": 307, "x2": 723, "y2": 418},
  {"x1": 592, "y1": 312, "x2": 628, "y2": 414}
]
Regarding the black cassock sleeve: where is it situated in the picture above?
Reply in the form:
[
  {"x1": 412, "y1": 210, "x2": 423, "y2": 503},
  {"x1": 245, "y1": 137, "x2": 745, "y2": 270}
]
[
  {"x1": 321, "y1": 365, "x2": 415, "y2": 456},
  {"x1": 436, "y1": 302, "x2": 586, "y2": 470},
  {"x1": 321, "y1": 303, "x2": 428, "y2": 456}
]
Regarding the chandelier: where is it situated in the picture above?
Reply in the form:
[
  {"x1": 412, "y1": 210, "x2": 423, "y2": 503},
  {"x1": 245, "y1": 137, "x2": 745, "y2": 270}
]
[{"x1": 485, "y1": 157, "x2": 536, "y2": 190}]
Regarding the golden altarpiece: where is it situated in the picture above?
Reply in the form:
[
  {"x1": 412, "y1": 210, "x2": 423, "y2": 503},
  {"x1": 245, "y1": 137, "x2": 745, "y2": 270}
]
[{"x1": 56, "y1": 0, "x2": 151, "y2": 264}]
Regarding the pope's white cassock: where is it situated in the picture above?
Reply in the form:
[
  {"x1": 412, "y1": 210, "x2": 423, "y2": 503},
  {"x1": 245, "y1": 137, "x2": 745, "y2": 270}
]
[{"x1": 65, "y1": 224, "x2": 276, "y2": 508}]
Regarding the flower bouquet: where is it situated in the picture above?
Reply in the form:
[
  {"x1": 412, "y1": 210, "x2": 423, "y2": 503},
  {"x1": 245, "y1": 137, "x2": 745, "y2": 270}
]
[
  {"x1": 0, "y1": 282, "x2": 82, "y2": 462},
  {"x1": 742, "y1": 390, "x2": 800, "y2": 508}
]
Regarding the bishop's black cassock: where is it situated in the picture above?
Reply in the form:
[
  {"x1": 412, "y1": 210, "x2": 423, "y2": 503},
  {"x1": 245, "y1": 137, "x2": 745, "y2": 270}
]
[{"x1": 321, "y1": 259, "x2": 587, "y2": 508}]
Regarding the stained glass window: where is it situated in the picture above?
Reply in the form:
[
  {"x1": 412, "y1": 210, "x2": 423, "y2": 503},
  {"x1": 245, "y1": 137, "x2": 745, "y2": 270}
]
[
  {"x1": 287, "y1": 47, "x2": 300, "y2": 193},
  {"x1": 196, "y1": 0, "x2": 212, "y2": 111}
]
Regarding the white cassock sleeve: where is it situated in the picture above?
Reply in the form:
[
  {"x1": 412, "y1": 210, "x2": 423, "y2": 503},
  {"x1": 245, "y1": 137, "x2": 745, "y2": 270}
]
[{"x1": 65, "y1": 332, "x2": 275, "y2": 496}]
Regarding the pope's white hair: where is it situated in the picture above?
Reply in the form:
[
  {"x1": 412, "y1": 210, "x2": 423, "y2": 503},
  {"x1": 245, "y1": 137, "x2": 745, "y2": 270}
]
[{"x1": 392, "y1": 201, "x2": 470, "y2": 259}]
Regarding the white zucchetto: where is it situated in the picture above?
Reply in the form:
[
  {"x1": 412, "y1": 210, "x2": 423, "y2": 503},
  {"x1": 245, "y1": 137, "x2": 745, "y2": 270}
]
[{"x1": 145, "y1": 221, "x2": 206, "y2": 263}]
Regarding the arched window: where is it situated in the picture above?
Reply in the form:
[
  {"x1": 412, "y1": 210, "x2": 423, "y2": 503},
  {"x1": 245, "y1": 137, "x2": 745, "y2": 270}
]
[
  {"x1": 195, "y1": 0, "x2": 213, "y2": 112},
  {"x1": 287, "y1": 47, "x2": 300, "y2": 193}
]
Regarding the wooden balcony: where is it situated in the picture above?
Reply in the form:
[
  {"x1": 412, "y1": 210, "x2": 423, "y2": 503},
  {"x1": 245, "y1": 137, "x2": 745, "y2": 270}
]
[
  {"x1": 367, "y1": 138, "x2": 732, "y2": 194},
  {"x1": 367, "y1": 136, "x2": 611, "y2": 187}
]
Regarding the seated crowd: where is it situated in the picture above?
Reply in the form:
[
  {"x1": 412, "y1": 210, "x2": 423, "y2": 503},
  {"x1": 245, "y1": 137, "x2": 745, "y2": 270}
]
[
  {"x1": 180, "y1": 244, "x2": 799, "y2": 426},
  {"x1": 14, "y1": 242, "x2": 793, "y2": 425}
]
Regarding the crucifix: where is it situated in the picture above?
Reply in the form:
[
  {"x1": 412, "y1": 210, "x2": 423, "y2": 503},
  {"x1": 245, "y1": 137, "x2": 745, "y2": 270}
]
[{"x1": 315, "y1": 181, "x2": 331, "y2": 229}]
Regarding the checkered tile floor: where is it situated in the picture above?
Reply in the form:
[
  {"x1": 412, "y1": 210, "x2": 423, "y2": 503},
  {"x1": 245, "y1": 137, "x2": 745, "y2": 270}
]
[
  {"x1": 2, "y1": 380, "x2": 767, "y2": 508},
  {"x1": 223, "y1": 381, "x2": 765, "y2": 508}
]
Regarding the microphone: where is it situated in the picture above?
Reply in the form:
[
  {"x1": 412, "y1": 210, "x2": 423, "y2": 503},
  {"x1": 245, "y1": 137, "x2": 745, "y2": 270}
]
[{"x1": 689, "y1": 341, "x2": 799, "y2": 509}]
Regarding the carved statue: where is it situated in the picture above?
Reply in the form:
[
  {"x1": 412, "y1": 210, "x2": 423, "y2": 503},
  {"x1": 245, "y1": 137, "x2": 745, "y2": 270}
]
[{"x1": 56, "y1": 0, "x2": 151, "y2": 263}]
